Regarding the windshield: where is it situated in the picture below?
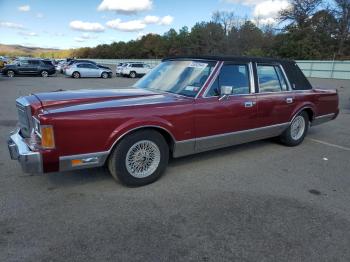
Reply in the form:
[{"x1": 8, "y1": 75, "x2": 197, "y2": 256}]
[{"x1": 134, "y1": 60, "x2": 217, "y2": 97}]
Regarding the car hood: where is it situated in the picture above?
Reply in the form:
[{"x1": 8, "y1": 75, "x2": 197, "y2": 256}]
[{"x1": 34, "y1": 88, "x2": 190, "y2": 113}]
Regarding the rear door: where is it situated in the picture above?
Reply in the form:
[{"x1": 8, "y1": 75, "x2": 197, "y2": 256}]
[
  {"x1": 88, "y1": 64, "x2": 100, "y2": 77},
  {"x1": 29, "y1": 60, "x2": 41, "y2": 74},
  {"x1": 255, "y1": 63, "x2": 295, "y2": 126}
]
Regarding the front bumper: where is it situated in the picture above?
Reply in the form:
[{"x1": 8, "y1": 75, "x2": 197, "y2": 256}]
[{"x1": 7, "y1": 129, "x2": 42, "y2": 173}]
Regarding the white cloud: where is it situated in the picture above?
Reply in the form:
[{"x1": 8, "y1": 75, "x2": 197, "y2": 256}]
[
  {"x1": 36, "y1": 13, "x2": 44, "y2": 19},
  {"x1": 144, "y1": 15, "x2": 160, "y2": 24},
  {"x1": 69, "y1": 20, "x2": 105, "y2": 32},
  {"x1": 143, "y1": 15, "x2": 174, "y2": 25},
  {"x1": 106, "y1": 19, "x2": 146, "y2": 32},
  {"x1": 18, "y1": 5, "x2": 30, "y2": 12},
  {"x1": 0, "y1": 21, "x2": 25, "y2": 29},
  {"x1": 159, "y1": 15, "x2": 173, "y2": 25},
  {"x1": 253, "y1": 0, "x2": 290, "y2": 19},
  {"x1": 97, "y1": 0, "x2": 152, "y2": 14},
  {"x1": 18, "y1": 31, "x2": 38, "y2": 37},
  {"x1": 225, "y1": 0, "x2": 290, "y2": 24}
]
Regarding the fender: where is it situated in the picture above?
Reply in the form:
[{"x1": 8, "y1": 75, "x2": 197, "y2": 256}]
[{"x1": 105, "y1": 117, "x2": 176, "y2": 151}]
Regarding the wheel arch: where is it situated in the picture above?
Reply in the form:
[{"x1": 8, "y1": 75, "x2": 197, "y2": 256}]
[
  {"x1": 107, "y1": 125, "x2": 176, "y2": 155},
  {"x1": 290, "y1": 105, "x2": 316, "y2": 123}
]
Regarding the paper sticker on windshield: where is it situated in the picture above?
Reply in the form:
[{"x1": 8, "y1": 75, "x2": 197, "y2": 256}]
[
  {"x1": 184, "y1": 86, "x2": 199, "y2": 91},
  {"x1": 188, "y1": 62, "x2": 208, "y2": 68}
]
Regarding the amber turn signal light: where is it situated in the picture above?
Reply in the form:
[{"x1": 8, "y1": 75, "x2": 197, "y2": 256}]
[{"x1": 41, "y1": 125, "x2": 55, "y2": 149}]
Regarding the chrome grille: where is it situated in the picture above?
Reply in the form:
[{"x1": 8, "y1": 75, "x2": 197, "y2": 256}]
[{"x1": 16, "y1": 98, "x2": 32, "y2": 137}]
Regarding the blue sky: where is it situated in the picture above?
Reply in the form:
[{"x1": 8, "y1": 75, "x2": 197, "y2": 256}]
[{"x1": 0, "y1": 0, "x2": 290, "y2": 49}]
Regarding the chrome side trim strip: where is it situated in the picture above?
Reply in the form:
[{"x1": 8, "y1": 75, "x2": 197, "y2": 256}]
[
  {"x1": 311, "y1": 113, "x2": 336, "y2": 126},
  {"x1": 173, "y1": 122, "x2": 290, "y2": 157},
  {"x1": 59, "y1": 151, "x2": 109, "y2": 171},
  {"x1": 173, "y1": 139, "x2": 196, "y2": 158}
]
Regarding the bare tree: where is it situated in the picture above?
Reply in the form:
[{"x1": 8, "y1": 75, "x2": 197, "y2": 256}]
[
  {"x1": 279, "y1": 0, "x2": 323, "y2": 28},
  {"x1": 212, "y1": 11, "x2": 236, "y2": 35}
]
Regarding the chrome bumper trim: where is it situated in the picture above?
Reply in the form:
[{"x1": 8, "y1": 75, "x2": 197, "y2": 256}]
[{"x1": 7, "y1": 129, "x2": 42, "y2": 173}]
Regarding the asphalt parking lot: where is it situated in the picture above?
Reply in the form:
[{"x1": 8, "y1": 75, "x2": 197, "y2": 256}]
[{"x1": 1, "y1": 74, "x2": 350, "y2": 261}]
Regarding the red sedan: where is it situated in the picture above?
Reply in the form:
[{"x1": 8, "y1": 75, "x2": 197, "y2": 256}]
[{"x1": 8, "y1": 56, "x2": 339, "y2": 186}]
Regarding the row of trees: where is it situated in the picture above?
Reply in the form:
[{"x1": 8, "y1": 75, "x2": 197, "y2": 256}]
[{"x1": 15, "y1": 0, "x2": 348, "y2": 60}]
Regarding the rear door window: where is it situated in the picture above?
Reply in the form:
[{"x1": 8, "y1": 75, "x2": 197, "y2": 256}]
[
  {"x1": 257, "y1": 65, "x2": 288, "y2": 92},
  {"x1": 29, "y1": 60, "x2": 40, "y2": 65}
]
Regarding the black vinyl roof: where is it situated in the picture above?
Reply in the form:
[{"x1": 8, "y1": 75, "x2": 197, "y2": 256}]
[{"x1": 163, "y1": 55, "x2": 294, "y2": 64}]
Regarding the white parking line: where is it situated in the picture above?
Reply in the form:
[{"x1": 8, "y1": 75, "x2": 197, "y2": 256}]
[{"x1": 308, "y1": 138, "x2": 350, "y2": 152}]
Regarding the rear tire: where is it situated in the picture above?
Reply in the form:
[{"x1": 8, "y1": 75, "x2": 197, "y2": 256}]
[
  {"x1": 108, "y1": 130, "x2": 169, "y2": 187},
  {"x1": 72, "y1": 71, "x2": 80, "y2": 79},
  {"x1": 41, "y1": 70, "x2": 49, "y2": 77},
  {"x1": 279, "y1": 111, "x2": 309, "y2": 146}
]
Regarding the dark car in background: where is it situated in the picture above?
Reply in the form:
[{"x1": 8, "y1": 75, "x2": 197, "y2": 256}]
[{"x1": 2, "y1": 59, "x2": 56, "y2": 77}]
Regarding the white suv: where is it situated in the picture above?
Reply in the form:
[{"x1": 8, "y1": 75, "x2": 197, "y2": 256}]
[{"x1": 121, "y1": 63, "x2": 151, "y2": 78}]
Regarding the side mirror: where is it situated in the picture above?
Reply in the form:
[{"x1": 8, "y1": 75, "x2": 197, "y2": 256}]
[{"x1": 219, "y1": 85, "x2": 232, "y2": 99}]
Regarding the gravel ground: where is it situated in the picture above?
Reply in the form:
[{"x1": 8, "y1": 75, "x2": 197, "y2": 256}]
[{"x1": 0, "y1": 74, "x2": 350, "y2": 262}]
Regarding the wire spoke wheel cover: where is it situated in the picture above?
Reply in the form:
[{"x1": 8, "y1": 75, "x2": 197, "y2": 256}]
[
  {"x1": 291, "y1": 115, "x2": 305, "y2": 140},
  {"x1": 126, "y1": 140, "x2": 161, "y2": 178}
]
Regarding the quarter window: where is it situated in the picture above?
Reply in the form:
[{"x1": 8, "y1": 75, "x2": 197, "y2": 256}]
[
  {"x1": 207, "y1": 64, "x2": 250, "y2": 97},
  {"x1": 257, "y1": 65, "x2": 288, "y2": 92}
]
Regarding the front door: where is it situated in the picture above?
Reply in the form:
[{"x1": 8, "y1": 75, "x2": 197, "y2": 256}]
[
  {"x1": 195, "y1": 62, "x2": 258, "y2": 152},
  {"x1": 18, "y1": 60, "x2": 34, "y2": 74}
]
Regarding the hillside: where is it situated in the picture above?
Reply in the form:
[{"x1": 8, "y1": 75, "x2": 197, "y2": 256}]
[{"x1": 0, "y1": 44, "x2": 70, "y2": 58}]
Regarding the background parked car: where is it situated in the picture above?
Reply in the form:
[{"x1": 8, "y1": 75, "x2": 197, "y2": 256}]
[
  {"x1": 121, "y1": 62, "x2": 152, "y2": 78},
  {"x1": 55, "y1": 61, "x2": 66, "y2": 73},
  {"x1": 65, "y1": 62, "x2": 112, "y2": 79},
  {"x1": 116, "y1": 62, "x2": 141, "y2": 76},
  {"x1": 1, "y1": 59, "x2": 56, "y2": 77},
  {"x1": 62, "y1": 59, "x2": 110, "y2": 73}
]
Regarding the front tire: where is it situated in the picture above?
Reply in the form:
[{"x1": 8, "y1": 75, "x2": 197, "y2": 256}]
[
  {"x1": 7, "y1": 70, "x2": 15, "y2": 77},
  {"x1": 101, "y1": 72, "x2": 108, "y2": 79},
  {"x1": 108, "y1": 130, "x2": 169, "y2": 187},
  {"x1": 279, "y1": 111, "x2": 309, "y2": 146}
]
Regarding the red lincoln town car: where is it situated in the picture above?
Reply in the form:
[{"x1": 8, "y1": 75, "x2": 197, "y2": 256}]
[{"x1": 8, "y1": 56, "x2": 339, "y2": 186}]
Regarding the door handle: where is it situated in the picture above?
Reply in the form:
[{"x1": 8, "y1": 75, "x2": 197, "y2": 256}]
[
  {"x1": 244, "y1": 101, "x2": 256, "y2": 108},
  {"x1": 286, "y1": 97, "x2": 293, "y2": 104}
]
